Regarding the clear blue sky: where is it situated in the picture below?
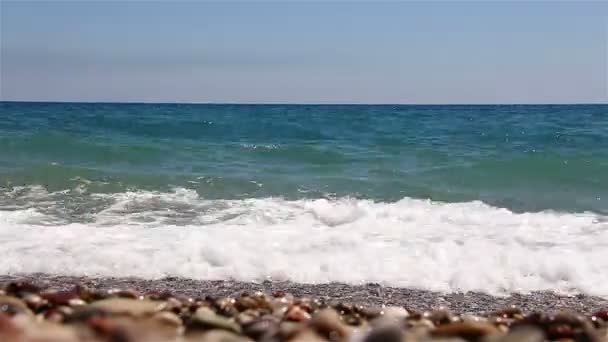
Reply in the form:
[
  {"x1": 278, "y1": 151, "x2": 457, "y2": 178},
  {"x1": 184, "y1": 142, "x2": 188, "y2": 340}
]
[{"x1": 1, "y1": 1, "x2": 606, "y2": 104}]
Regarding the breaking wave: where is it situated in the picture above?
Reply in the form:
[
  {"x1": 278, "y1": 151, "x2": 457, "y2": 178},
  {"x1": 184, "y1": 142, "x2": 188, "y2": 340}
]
[{"x1": 1, "y1": 187, "x2": 606, "y2": 296}]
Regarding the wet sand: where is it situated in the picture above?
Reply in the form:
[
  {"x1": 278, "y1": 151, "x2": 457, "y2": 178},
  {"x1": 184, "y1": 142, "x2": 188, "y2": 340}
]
[{"x1": 1, "y1": 274, "x2": 606, "y2": 314}]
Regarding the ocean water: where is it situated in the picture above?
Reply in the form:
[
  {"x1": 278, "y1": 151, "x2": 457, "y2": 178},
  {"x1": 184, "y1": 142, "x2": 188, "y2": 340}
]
[{"x1": 1, "y1": 102, "x2": 607, "y2": 295}]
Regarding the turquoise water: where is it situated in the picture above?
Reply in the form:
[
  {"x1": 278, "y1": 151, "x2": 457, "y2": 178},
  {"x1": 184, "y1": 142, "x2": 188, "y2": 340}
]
[
  {"x1": 1, "y1": 102, "x2": 606, "y2": 214},
  {"x1": 1, "y1": 102, "x2": 608, "y2": 293}
]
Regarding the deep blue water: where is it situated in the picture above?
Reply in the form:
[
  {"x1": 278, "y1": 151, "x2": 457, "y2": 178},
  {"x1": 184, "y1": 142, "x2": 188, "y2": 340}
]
[{"x1": 1, "y1": 102, "x2": 607, "y2": 214}]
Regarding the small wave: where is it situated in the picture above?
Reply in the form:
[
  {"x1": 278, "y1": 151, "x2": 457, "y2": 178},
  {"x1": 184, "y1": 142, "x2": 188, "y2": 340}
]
[
  {"x1": 0, "y1": 187, "x2": 607, "y2": 296},
  {"x1": 239, "y1": 143, "x2": 281, "y2": 150}
]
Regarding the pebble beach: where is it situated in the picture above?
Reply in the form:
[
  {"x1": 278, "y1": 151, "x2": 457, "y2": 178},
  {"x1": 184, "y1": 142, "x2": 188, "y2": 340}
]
[{"x1": 1, "y1": 275, "x2": 607, "y2": 341}]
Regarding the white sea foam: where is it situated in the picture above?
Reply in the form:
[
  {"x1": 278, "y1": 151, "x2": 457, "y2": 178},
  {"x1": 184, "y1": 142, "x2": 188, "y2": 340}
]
[
  {"x1": 1, "y1": 188, "x2": 607, "y2": 296},
  {"x1": 239, "y1": 143, "x2": 281, "y2": 150}
]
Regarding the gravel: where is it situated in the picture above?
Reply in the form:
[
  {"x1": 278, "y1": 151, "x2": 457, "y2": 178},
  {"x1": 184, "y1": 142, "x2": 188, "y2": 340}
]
[{"x1": 2, "y1": 274, "x2": 606, "y2": 315}]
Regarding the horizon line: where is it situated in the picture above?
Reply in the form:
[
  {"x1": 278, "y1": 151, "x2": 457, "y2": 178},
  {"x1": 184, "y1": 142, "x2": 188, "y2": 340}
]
[{"x1": 1, "y1": 100, "x2": 607, "y2": 106}]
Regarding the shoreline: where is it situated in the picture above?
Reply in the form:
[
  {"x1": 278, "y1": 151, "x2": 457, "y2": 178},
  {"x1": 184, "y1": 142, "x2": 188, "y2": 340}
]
[{"x1": 2, "y1": 274, "x2": 607, "y2": 315}]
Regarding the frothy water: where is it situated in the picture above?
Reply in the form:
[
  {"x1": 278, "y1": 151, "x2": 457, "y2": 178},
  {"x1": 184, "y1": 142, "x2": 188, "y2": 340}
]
[{"x1": 1, "y1": 187, "x2": 607, "y2": 296}]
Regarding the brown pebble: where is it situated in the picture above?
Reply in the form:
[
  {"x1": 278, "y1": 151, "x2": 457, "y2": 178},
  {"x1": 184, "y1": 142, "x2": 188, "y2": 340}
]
[
  {"x1": 153, "y1": 311, "x2": 183, "y2": 328},
  {"x1": 496, "y1": 305, "x2": 522, "y2": 319},
  {"x1": 4, "y1": 282, "x2": 40, "y2": 297},
  {"x1": 68, "y1": 298, "x2": 87, "y2": 307},
  {"x1": 243, "y1": 316, "x2": 280, "y2": 340},
  {"x1": 425, "y1": 307, "x2": 455, "y2": 325},
  {"x1": 86, "y1": 316, "x2": 131, "y2": 342},
  {"x1": 309, "y1": 308, "x2": 348, "y2": 341},
  {"x1": 21, "y1": 321, "x2": 81, "y2": 342},
  {"x1": 236, "y1": 295, "x2": 261, "y2": 312},
  {"x1": 43, "y1": 308, "x2": 65, "y2": 323},
  {"x1": 284, "y1": 305, "x2": 311, "y2": 322},
  {"x1": 22, "y1": 293, "x2": 46, "y2": 312},
  {"x1": 107, "y1": 288, "x2": 140, "y2": 299},
  {"x1": 431, "y1": 321, "x2": 500, "y2": 341},
  {"x1": 189, "y1": 307, "x2": 242, "y2": 334},
  {"x1": 289, "y1": 329, "x2": 327, "y2": 342},
  {"x1": 41, "y1": 289, "x2": 79, "y2": 306},
  {"x1": 187, "y1": 329, "x2": 252, "y2": 342},
  {"x1": 363, "y1": 324, "x2": 403, "y2": 342},
  {"x1": 278, "y1": 321, "x2": 303, "y2": 340},
  {"x1": 492, "y1": 326, "x2": 545, "y2": 342}
]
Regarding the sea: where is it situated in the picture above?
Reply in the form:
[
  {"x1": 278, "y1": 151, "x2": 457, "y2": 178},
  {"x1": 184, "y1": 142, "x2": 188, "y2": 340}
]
[{"x1": 1, "y1": 102, "x2": 607, "y2": 296}]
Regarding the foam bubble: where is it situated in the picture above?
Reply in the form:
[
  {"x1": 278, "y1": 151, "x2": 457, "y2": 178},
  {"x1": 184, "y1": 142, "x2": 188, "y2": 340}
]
[{"x1": 0, "y1": 188, "x2": 607, "y2": 296}]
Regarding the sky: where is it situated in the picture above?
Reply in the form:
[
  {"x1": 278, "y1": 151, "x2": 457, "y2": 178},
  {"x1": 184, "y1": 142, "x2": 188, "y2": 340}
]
[{"x1": 0, "y1": 1, "x2": 607, "y2": 104}]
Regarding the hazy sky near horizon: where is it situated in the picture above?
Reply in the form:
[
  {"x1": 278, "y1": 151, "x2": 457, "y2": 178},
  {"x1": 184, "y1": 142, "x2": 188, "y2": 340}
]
[{"x1": 1, "y1": 1, "x2": 606, "y2": 104}]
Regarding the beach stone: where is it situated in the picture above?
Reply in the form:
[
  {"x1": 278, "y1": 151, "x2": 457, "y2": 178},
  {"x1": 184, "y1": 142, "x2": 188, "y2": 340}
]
[
  {"x1": 87, "y1": 298, "x2": 167, "y2": 316},
  {"x1": 494, "y1": 305, "x2": 521, "y2": 319},
  {"x1": 546, "y1": 323, "x2": 574, "y2": 339},
  {"x1": 593, "y1": 309, "x2": 608, "y2": 321},
  {"x1": 56, "y1": 305, "x2": 74, "y2": 317},
  {"x1": 187, "y1": 329, "x2": 253, "y2": 342},
  {"x1": 108, "y1": 288, "x2": 140, "y2": 299},
  {"x1": 164, "y1": 297, "x2": 184, "y2": 312},
  {"x1": 79, "y1": 316, "x2": 131, "y2": 342},
  {"x1": 68, "y1": 298, "x2": 87, "y2": 307},
  {"x1": 333, "y1": 302, "x2": 355, "y2": 315},
  {"x1": 485, "y1": 326, "x2": 544, "y2": 342},
  {"x1": 284, "y1": 305, "x2": 311, "y2": 322},
  {"x1": 73, "y1": 284, "x2": 107, "y2": 302},
  {"x1": 383, "y1": 307, "x2": 410, "y2": 319},
  {"x1": 86, "y1": 315, "x2": 180, "y2": 342},
  {"x1": 41, "y1": 289, "x2": 80, "y2": 306},
  {"x1": 22, "y1": 293, "x2": 46, "y2": 312},
  {"x1": 242, "y1": 315, "x2": 280, "y2": 340},
  {"x1": 370, "y1": 306, "x2": 409, "y2": 328},
  {"x1": 44, "y1": 308, "x2": 66, "y2": 323},
  {"x1": 271, "y1": 293, "x2": 294, "y2": 309},
  {"x1": 237, "y1": 310, "x2": 260, "y2": 325},
  {"x1": 426, "y1": 308, "x2": 455, "y2": 326},
  {"x1": 278, "y1": 321, "x2": 303, "y2": 340},
  {"x1": 64, "y1": 306, "x2": 108, "y2": 323},
  {"x1": 216, "y1": 297, "x2": 239, "y2": 317},
  {"x1": 236, "y1": 292, "x2": 270, "y2": 312},
  {"x1": 358, "y1": 306, "x2": 385, "y2": 320},
  {"x1": 342, "y1": 312, "x2": 364, "y2": 326},
  {"x1": 309, "y1": 308, "x2": 349, "y2": 341},
  {"x1": 152, "y1": 311, "x2": 182, "y2": 328},
  {"x1": 553, "y1": 311, "x2": 588, "y2": 327},
  {"x1": 131, "y1": 316, "x2": 183, "y2": 341},
  {"x1": 431, "y1": 321, "x2": 500, "y2": 341},
  {"x1": 189, "y1": 306, "x2": 242, "y2": 334},
  {"x1": 597, "y1": 327, "x2": 608, "y2": 340},
  {"x1": 21, "y1": 321, "x2": 81, "y2": 342},
  {"x1": 4, "y1": 281, "x2": 40, "y2": 297},
  {"x1": 363, "y1": 324, "x2": 403, "y2": 342},
  {"x1": 487, "y1": 316, "x2": 512, "y2": 328},
  {"x1": 0, "y1": 295, "x2": 33, "y2": 317},
  {"x1": 270, "y1": 298, "x2": 292, "y2": 318},
  {"x1": 407, "y1": 318, "x2": 435, "y2": 331},
  {"x1": 289, "y1": 329, "x2": 327, "y2": 342},
  {"x1": 0, "y1": 313, "x2": 22, "y2": 340}
]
